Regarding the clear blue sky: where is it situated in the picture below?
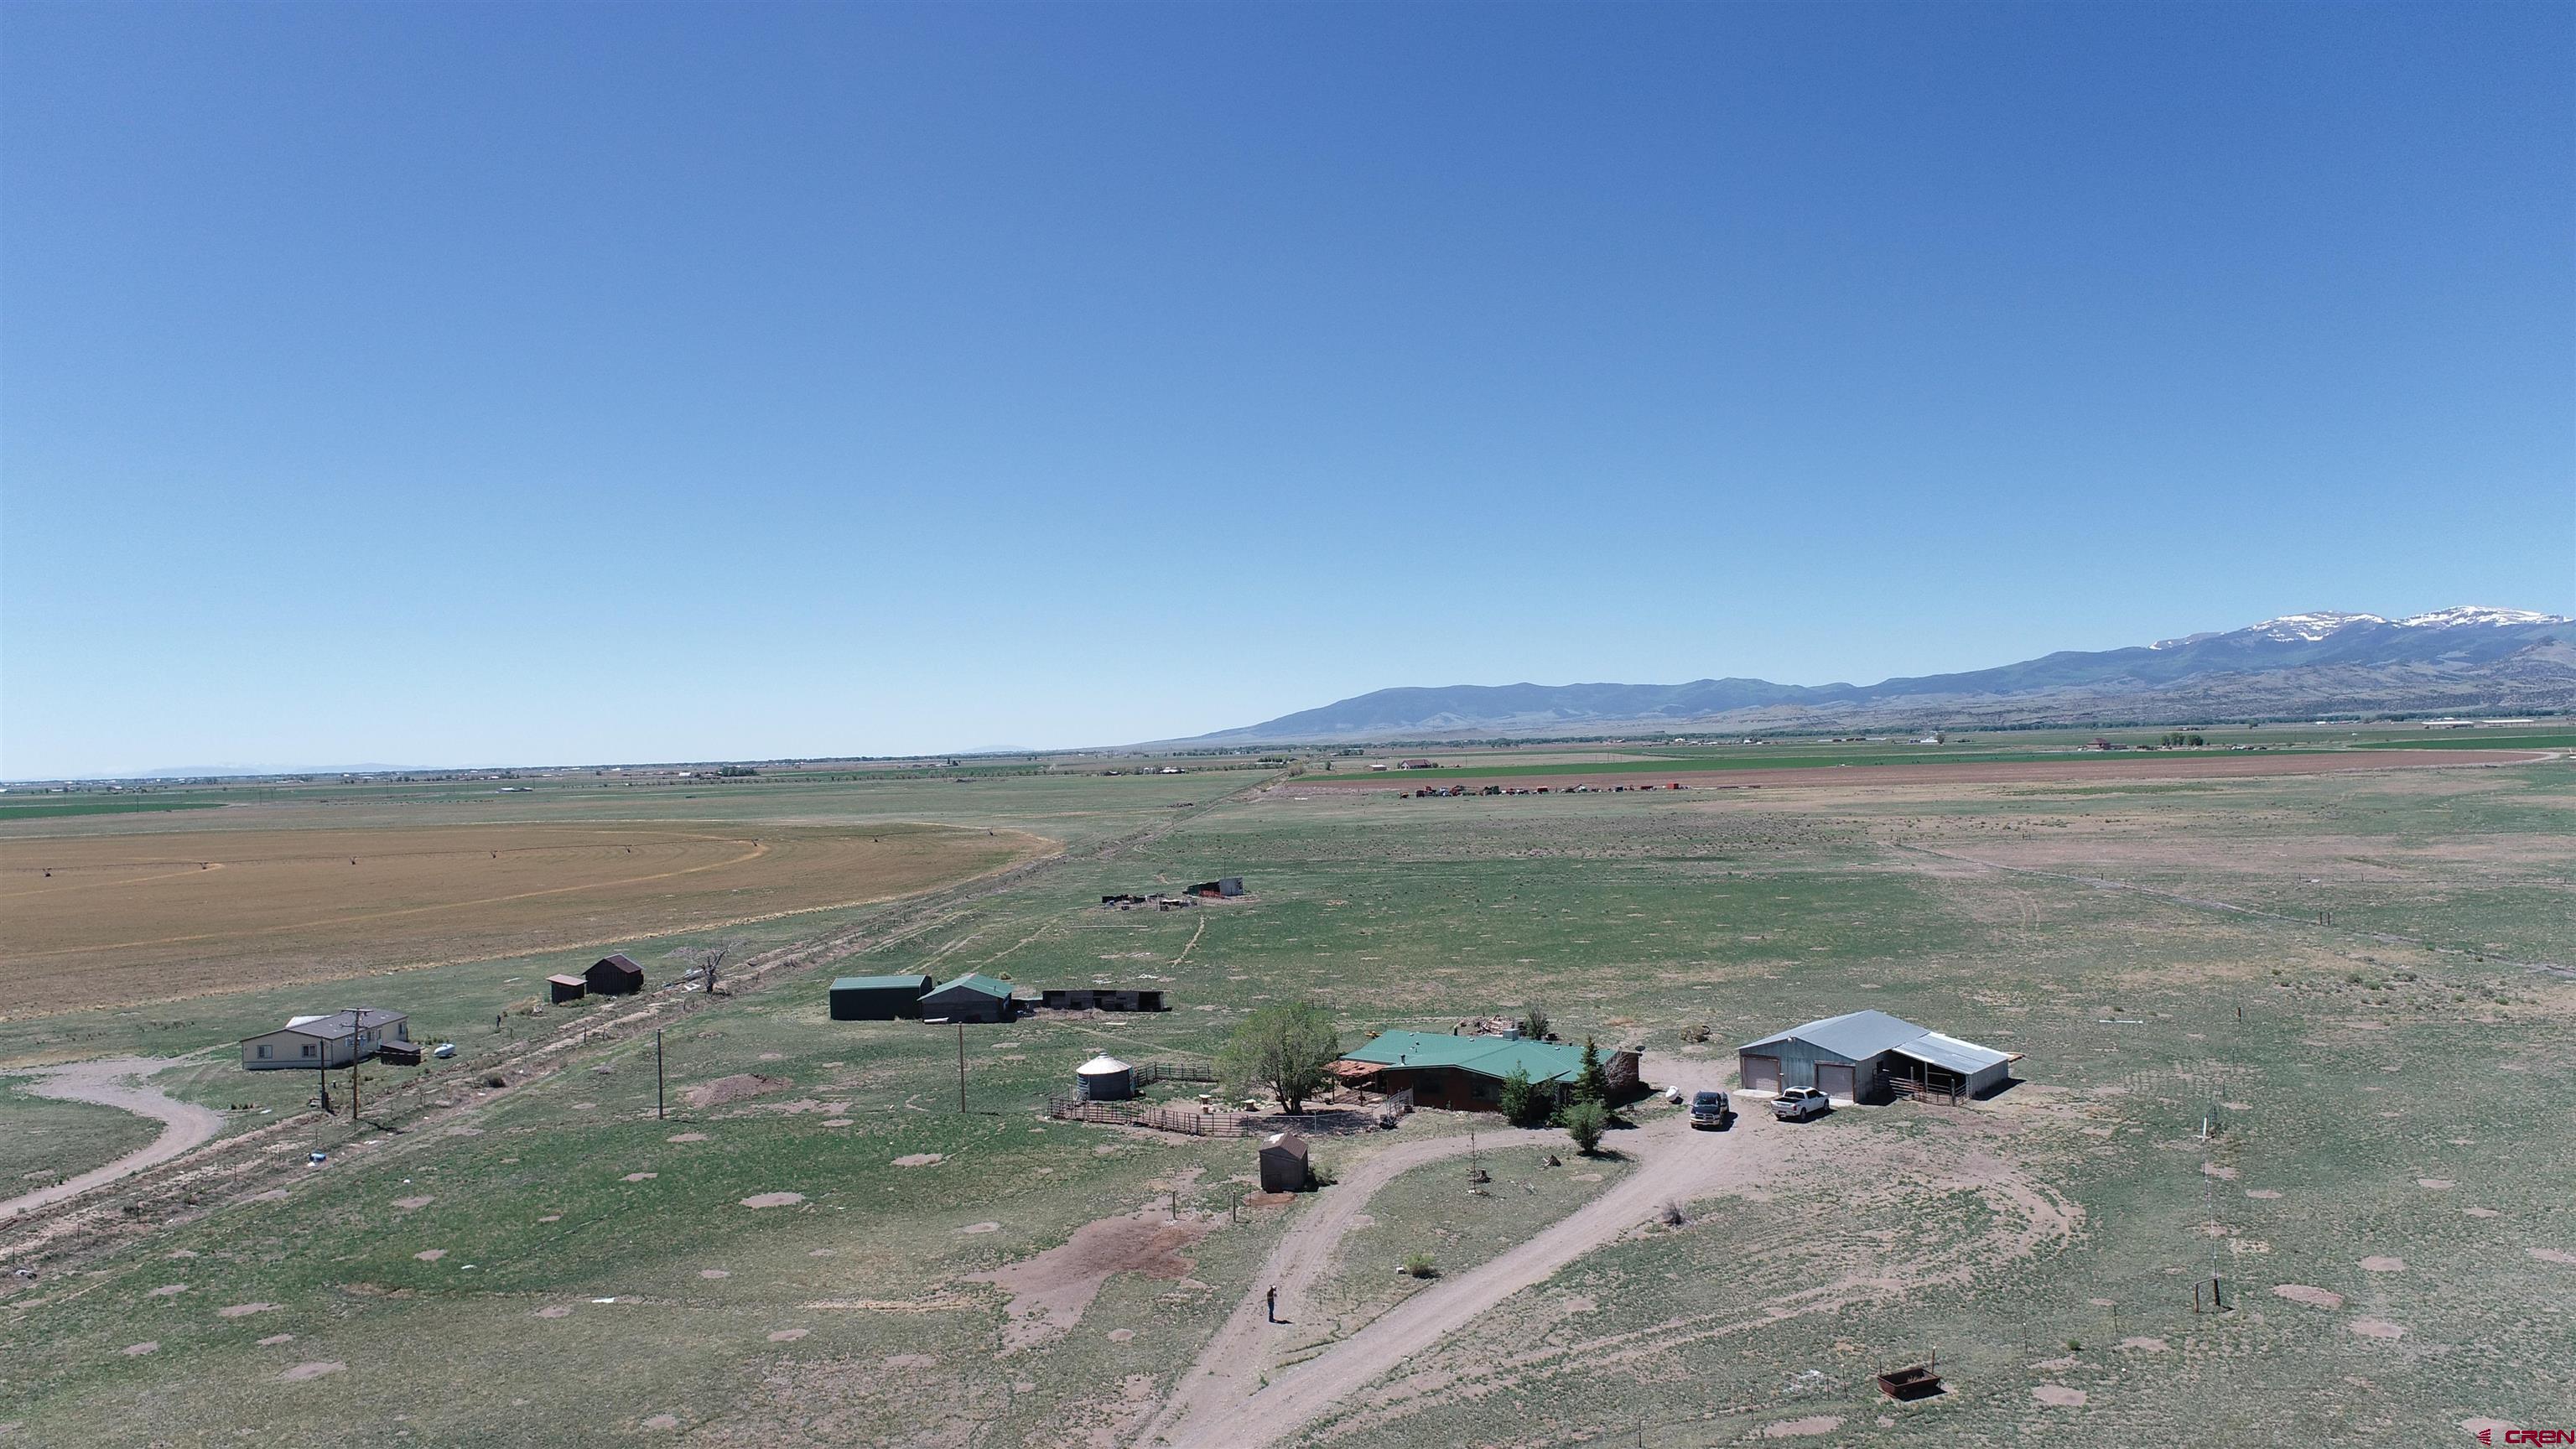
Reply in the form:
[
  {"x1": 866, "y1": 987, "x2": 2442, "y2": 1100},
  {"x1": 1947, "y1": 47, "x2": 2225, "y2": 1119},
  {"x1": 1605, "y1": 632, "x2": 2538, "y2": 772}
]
[{"x1": 5, "y1": 2, "x2": 2570, "y2": 777}]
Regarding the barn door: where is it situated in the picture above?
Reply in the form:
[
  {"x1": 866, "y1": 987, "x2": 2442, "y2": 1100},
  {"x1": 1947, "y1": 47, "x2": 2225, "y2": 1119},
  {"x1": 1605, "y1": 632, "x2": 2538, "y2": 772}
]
[
  {"x1": 1742, "y1": 1055, "x2": 1780, "y2": 1093},
  {"x1": 1817, "y1": 1062, "x2": 1856, "y2": 1101}
]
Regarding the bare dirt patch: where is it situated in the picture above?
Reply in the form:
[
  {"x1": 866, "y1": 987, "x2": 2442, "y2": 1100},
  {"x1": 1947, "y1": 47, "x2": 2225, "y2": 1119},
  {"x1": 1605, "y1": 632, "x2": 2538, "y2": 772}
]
[
  {"x1": 216, "y1": 1302, "x2": 278, "y2": 1317},
  {"x1": 2527, "y1": 1248, "x2": 2576, "y2": 1265},
  {"x1": 2272, "y1": 1285, "x2": 2345, "y2": 1309},
  {"x1": 766, "y1": 1328, "x2": 808, "y2": 1342},
  {"x1": 969, "y1": 1209, "x2": 1213, "y2": 1352},
  {"x1": 413, "y1": 1249, "x2": 447, "y2": 1262},
  {"x1": 667, "y1": 1133, "x2": 709, "y2": 1144},
  {"x1": 739, "y1": 1192, "x2": 804, "y2": 1209},
  {"x1": 687, "y1": 1074, "x2": 788, "y2": 1110},
  {"x1": 2033, "y1": 1386, "x2": 2088, "y2": 1406},
  {"x1": 392, "y1": 1196, "x2": 433, "y2": 1210},
  {"x1": 279, "y1": 1362, "x2": 345, "y2": 1382},
  {"x1": 2358, "y1": 1256, "x2": 2406, "y2": 1272},
  {"x1": 893, "y1": 1153, "x2": 944, "y2": 1168},
  {"x1": 2349, "y1": 1318, "x2": 2406, "y2": 1340},
  {"x1": 121, "y1": 1342, "x2": 156, "y2": 1356},
  {"x1": 1762, "y1": 1416, "x2": 1845, "y2": 1437}
]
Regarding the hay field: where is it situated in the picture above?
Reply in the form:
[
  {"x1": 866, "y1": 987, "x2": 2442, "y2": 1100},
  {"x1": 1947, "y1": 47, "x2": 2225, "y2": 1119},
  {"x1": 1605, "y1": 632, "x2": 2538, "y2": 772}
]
[{"x1": 0, "y1": 821, "x2": 1047, "y2": 1015}]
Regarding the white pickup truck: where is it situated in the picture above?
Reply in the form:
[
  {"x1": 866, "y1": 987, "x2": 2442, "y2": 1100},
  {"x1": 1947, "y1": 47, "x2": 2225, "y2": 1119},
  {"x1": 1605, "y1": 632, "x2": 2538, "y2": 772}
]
[{"x1": 1771, "y1": 1086, "x2": 1832, "y2": 1122}]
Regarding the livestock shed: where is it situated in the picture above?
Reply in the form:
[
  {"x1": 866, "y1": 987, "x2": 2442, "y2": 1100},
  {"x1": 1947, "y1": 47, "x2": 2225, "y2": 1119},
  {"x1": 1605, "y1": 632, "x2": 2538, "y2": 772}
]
[
  {"x1": 240, "y1": 1006, "x2": 411, "y2": 1071},
  {"x1": 547, "y1": 974, "x2": 588, "y2": 1005},
  {"x1": 921, "y1": 972, "x2": 1018, "y2": 1023},
  {"x1": 1259, "y1": 1131, "x2": 1311, "y2": 1192},
  {"x1": 1737, "y1": 1010, "x2": 2016, "y2": 1104},
  {"x1": 1077, "y1": 1054, "x2": 1135, "y2": 1101},
  {"x1": 830, "y1": 974, "x2": 933, "y2": 1021},
  {"x1": 1337, "y1": 1030, "x2": 1640, "y2": 1114},
  {"x1": 1040, "y1": 987, "x2": 1168, "y2": 1012},
  {"x1": 586, "y1": 953, "x2": 647, "y2": 996},
  {"x1": 1186, "y1": 877, "x2": 1245, "y2": 899}
]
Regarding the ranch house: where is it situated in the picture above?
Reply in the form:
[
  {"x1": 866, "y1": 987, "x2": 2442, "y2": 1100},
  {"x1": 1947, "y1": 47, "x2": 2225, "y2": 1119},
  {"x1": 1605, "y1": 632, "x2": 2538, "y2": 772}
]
[
  {"x1": 1336, "y1": 1029, "x2": 1639, "y2": 1114},
  {"x1": 240, "y1": 1006, "x2": 411, "y2": 1071}
]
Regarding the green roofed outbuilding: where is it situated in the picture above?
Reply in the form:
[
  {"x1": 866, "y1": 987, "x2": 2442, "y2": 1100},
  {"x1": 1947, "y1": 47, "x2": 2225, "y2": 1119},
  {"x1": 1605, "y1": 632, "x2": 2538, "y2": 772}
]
[
  {"x1": 1338, "y1": 1029, "x2": 1640, "y2": 1113},
  {"x1": 921, "y1": 972, "x2": 1020, "y2": 1024},
  {"x1": 829, "y1": 974, "x2": 933, "y2": 1021}
]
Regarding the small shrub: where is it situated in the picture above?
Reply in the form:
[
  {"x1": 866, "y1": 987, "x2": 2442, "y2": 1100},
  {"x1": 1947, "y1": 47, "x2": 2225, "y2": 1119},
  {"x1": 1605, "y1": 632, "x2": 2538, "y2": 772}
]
[
  {"x1": 1559, "y1": 1099, "x2": 1609, "y2": 1155},
  {"x1": 1657, "y1": 1200, "x2": 1686, "y2": 1227},
  {"x1": 1401, "y1": 1252, "x2": 1438, "y2": 1279},
  {"x1": 1681, "y1": 1023, "x2": 1712, "y2": 1044}
]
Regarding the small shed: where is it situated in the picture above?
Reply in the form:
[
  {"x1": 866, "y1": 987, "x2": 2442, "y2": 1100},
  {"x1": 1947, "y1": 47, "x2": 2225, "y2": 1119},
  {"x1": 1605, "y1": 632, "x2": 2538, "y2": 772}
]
[
  {"x1": 1077, "y1": 1054, "x2": 1135, "y2": 1101},
  {"x1": 1187, "y1": 877, "x2": 1246, "y2": 899},
  {"x1": 547, "y1": 974, "x2": 588, "y2": 1005},
  {"x1": 1258, "y1": 1131, "x2": 1310, "y2": 1192},
  {"x1": 586, "y1": 953, "x2": 646, "y2": 996},
  {"x1": 830, "y1": 974, "x2": 933, "y2": 1021},
  {"x1": 921, "y1": 972, "x2": 1017, "y2": 1024}
]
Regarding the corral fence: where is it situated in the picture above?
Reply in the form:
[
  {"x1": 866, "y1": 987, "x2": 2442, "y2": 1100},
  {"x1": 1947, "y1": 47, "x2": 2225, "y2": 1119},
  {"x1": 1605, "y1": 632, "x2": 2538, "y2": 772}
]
[
  {"x1": 1043, "y1": 1094, "x2": 1388, "y2": 1139},
  {"x1": 1133, "y1": 1061, "x2": 1218, "y2": 1088}
]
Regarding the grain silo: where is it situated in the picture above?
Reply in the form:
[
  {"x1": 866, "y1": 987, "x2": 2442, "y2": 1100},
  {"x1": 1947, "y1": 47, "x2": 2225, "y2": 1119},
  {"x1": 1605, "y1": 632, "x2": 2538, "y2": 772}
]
[{"x1": 1076, "y1": 1054, "x2": 1135, "y2": 1101}]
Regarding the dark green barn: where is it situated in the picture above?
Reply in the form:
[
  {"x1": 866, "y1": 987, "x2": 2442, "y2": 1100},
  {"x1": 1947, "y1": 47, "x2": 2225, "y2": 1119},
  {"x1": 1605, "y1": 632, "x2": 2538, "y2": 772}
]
[{"x1": 829, "y1": 973, "x2": 933, "y2": 1021}]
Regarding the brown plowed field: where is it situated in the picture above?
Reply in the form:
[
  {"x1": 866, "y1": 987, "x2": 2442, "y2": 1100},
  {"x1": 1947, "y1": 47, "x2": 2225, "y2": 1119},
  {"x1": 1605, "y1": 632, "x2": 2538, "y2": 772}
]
[
  {"x1": 0, "y1": 821, "x2": 1049, "y2": 1015},
  {"x1": 1293, "y1": 749, "x2": 2549, "y2": 793}
]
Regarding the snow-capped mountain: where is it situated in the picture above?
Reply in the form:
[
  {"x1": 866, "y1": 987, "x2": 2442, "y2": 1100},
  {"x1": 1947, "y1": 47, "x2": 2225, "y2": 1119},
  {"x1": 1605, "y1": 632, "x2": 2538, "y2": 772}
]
[{"x1": 1193, "y1": 607, "x2": 2576, "y2": 740}]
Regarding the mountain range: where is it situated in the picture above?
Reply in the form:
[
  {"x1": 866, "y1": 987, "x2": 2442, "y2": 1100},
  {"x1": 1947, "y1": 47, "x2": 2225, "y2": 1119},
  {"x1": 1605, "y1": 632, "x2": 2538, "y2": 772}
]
[{"x1": 1193, "y1": 607, "x2": 2575, "y2": 741}]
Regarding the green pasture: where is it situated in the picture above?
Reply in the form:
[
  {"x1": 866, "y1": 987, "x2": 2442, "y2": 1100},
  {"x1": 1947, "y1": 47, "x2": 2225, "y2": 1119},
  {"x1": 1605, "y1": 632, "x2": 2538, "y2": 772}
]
[{"x1": 3, "y1": 761, "x2": 2570, "y2": 1446}]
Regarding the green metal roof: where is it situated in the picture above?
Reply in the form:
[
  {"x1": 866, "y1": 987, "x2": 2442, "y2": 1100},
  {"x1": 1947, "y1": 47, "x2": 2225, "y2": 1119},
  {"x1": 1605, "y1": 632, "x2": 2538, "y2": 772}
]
[
  {"x1": 926, "y1": 972, "x2": 1015, "y2": 1000},
  {"x1": 1339, "y1": 1029, "x2": 1588, "y2": 1084},
  {"x1": 832, "y1": 974, "x2": 932, "y2": 992}
]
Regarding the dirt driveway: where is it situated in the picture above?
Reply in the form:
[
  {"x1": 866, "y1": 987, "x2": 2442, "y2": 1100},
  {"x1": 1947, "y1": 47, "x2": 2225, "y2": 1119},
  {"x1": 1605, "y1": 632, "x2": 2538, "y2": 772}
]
[
  {"x1": 1140, "y1": 1064, "x2": 1804, "y2": 1449},
  {"x1": 1, "y1": 1057, "x2": 224, "y2": 1220}
]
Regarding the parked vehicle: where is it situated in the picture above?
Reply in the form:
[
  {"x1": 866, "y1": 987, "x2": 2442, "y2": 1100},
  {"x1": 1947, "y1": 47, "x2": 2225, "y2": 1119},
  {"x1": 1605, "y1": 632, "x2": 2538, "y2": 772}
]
[
  {"x1": 1772, "y1": 1086, "x2": 1832, "y2": 1122},
  {"x1": 1689, "y1": 1089, "x2": 1731, "y2": 1129},
  {"x1": 431, "y1": 1043, "x2": 458, "y2": 1059}
]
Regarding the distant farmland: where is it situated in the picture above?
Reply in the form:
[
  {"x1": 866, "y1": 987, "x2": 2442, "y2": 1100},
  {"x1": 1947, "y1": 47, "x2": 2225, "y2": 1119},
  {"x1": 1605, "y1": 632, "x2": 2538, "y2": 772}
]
[{"x1": 0, "y1": 820, "x2": 1048, "y2": 1015}]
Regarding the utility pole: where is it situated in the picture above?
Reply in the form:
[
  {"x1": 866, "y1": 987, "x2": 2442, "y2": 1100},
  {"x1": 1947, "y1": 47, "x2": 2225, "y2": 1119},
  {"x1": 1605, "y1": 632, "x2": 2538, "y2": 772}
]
[
  {"x1": 957, "y1": 1022, "x2": 968, "y2": 1113},
  {"x1": 656, "y1": 1030, "x2": 666, "y2": 1120},
  {"x1": 318, "y1": 1061, "x2": 331, "y2": 1114}
]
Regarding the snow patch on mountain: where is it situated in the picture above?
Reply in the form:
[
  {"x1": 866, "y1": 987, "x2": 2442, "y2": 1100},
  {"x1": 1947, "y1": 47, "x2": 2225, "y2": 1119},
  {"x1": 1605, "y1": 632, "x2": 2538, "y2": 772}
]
[
  {"x1": 2397, "y1": 606, "x2": 2570, "y2": 629},
  {"x1": 2242, "y1": 612, "x2": 2387, "y2": 642}
]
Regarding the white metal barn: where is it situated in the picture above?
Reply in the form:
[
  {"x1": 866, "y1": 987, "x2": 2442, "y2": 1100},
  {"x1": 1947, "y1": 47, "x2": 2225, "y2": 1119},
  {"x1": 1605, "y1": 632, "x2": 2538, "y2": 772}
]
[{"x1": 1737, "y1": 1010, "x2": 2014, "y2": 1104}]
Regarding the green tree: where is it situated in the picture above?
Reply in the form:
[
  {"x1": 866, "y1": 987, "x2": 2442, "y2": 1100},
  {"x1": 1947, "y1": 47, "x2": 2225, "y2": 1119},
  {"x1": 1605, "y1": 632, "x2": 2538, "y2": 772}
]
[
  {"x1": 1518, "y1": 1005, "x2": 1550, "y2": 1041},
  {"x1": 1218, "y1": 1000, "x2": 1341, "y2": 1114},
  {"x1": 1558, "y1": 1098, "x2": 1608, "y2": 1155},
  {"x1": 1496, "y1": 1063, "x2": 1539, "y2": 1125},
  {"x1": 1573, "y1": 1036, "x2": 1612, "y2": 1105}
]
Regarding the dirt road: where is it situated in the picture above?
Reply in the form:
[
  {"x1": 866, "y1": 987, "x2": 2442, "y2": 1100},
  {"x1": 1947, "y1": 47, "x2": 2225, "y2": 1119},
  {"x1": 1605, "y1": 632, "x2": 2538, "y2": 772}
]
[
  {"x1": 1142, "y1": 1066, "x2": 1796, "y2": 1449},
  {"x1": 1, "y1": 1058, "x2": 224, "y2": 1219}
]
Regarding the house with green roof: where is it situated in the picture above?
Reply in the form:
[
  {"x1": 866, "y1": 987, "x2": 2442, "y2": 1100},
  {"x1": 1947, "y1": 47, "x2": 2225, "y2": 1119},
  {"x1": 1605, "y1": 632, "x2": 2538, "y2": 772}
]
[
  {"x1": 921, "y1": 972, "x2": 1019, "y2": 1023},
  {"x1": 1337, "y1": 1028, "x2": 1639, "y2": 1114}
]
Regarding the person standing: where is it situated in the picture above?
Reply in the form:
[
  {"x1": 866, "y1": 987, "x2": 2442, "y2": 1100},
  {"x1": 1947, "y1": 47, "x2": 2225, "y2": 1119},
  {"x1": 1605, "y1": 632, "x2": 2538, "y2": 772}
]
[{"x1": 1265, "y1": 1286, "x2": 1278, "y2": 1323}]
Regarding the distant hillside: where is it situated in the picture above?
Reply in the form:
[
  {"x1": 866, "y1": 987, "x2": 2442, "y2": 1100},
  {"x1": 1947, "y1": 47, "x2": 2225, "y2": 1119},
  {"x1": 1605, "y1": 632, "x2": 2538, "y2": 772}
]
[{"x1": 1195, "y1": 607, "x2": 2576, "y2": 741}]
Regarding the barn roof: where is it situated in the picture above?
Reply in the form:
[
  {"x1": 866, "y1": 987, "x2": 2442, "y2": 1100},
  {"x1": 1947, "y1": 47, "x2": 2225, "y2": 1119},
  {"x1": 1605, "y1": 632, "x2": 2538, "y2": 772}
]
[
  {"x1": 833, "y1": 974, "x2": 932, "y2": 991},
  {"x1": 926, "y1": 973, "x2": 1015, "y2": 1000},
  {"x1": 546, "y1": 974, "x2": 585, "y2": 987},
  {"x1": 1894, "y1": 1030, "x2": 2012, "y2": 1075},
  {"x1": 1261, "y1": 1131, "x2": 1309, "y2": 1157},
  {"x1": 1339, "y1": 1029, "x2": 1592, "y2": 1085},
  {"x1": 1741, "y1": 1010, "x2": 2007, "y2": 1070},
  {"x1": 591, "y1": 953, "x2": 644, "y2": 973}
]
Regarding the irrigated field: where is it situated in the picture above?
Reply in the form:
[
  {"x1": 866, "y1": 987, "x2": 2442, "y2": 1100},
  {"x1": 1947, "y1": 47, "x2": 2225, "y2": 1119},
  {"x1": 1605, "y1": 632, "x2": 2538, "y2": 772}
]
[{"x1": 0, "y1": 821, "x2": 1047, "y2": 1015}]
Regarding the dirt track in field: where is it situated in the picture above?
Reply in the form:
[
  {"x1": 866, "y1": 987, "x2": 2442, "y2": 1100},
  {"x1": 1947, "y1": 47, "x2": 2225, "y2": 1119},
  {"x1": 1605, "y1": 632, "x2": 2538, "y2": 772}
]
[
  {"x1": 1291, "y1": 750, "x2": 2550, "y2": 794},
  {"x1": 0, "y1": 822, "x2": 1051, "y2": 1016},
  {"x1": 0, "y1": 1059, "x2": 222, "y2": 1220}
]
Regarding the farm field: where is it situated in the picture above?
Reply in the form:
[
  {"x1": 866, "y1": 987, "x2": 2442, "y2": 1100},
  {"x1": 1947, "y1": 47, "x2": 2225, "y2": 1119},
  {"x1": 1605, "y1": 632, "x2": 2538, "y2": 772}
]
[
  {"x1": 0, "y1": 756, "x2": 2570, "y2": 1446},
  {"x1": 0, "y1": 822, "x2": 1047, "y2": 1016},
  {"x1": 1297, "y1": 746, "x2": 2545, "y2": 790}
]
